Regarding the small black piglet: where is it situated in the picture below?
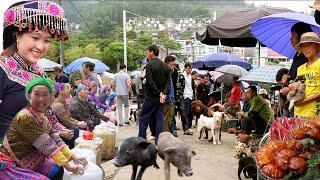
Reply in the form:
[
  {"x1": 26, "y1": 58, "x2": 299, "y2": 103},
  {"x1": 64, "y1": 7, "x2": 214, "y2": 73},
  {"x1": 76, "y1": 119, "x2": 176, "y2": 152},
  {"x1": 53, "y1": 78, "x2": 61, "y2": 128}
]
[{"x1": 113, "y1": 137, "x2": 159, "y2": 180}]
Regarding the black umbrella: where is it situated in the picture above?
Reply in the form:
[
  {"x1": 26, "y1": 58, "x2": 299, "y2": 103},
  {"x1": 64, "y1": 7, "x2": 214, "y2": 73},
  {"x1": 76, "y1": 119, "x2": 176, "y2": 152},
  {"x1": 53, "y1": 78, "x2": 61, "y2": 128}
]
[{"x1": 196, "y1": 7, "x2": 292, "y2": 47}]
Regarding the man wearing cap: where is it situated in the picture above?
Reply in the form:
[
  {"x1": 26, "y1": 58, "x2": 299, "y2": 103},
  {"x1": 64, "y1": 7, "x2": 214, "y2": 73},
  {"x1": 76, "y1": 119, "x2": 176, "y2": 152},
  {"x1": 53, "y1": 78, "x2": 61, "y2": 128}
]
[
  {"x1": 53, "y1": 66, "x2": 69, "y2": 83},
  {"x1": 292, "y1": 32, "x2": 320, "y2": 118}
]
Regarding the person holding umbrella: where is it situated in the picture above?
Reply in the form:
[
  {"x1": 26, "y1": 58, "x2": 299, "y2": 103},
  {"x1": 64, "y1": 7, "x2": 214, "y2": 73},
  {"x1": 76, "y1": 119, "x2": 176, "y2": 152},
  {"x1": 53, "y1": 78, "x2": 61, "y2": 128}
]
[
  {"x1": 288, "y1": 22, "x2": 313, "y2": 81},
  {"x1": 312, "y1": 0, "x2": 320, "y2": 24},
  {"x1": 279, "y1": 23, "x2": 313, "y2": 107}
]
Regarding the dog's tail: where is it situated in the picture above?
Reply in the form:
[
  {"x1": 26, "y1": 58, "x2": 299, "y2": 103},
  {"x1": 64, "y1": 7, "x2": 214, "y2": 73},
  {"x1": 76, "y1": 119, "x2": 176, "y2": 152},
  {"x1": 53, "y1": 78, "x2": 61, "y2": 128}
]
[{"x1": 243, "y1": 164, "x2": 257, "y2": 179}]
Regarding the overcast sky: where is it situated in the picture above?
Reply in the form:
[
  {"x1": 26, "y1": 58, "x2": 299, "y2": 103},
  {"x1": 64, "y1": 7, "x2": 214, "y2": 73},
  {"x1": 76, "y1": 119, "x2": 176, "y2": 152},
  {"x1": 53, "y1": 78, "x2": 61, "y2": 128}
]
[{"x1": 245, "y1": 1, "x2": 314, "y2": 13}]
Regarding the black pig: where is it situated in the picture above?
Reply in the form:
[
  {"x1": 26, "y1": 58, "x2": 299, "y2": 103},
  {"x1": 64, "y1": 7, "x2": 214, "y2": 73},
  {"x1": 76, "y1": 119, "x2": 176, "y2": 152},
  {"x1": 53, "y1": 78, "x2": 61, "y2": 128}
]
[{"x1": 113, "y1": 137, "x2": 159, "y2": 180}]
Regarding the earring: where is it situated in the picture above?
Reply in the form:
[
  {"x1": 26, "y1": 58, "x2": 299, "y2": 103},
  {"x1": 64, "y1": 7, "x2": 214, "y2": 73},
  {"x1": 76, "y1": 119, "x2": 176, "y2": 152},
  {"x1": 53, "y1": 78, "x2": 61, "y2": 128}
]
[{"x1": 16, "y1": 41, "x2": 19, "y2": 50}]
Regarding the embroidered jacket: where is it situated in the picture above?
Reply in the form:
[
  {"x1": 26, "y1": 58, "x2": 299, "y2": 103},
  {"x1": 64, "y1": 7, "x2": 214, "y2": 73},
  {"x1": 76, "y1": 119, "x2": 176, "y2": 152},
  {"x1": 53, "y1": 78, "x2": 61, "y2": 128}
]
[
  {"x1": 45, "y1": 107, "x2": 68, "y2": 132},
  {"x1": 0, "y1": 53, "x2": 44, "y2": 136},
  {"x1": 7, "y1": 107, "x2": 74, "y2": 170},
  {"x1": 69, "y1": 96, "x2": 109, "y2": 130}
]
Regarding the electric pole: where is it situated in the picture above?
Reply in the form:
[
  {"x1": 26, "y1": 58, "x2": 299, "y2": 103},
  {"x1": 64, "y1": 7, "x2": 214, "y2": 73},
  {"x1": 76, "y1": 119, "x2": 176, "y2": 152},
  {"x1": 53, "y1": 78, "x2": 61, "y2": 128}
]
[{"x1": 123, "y1": 0, "x2": 127, "y2": 71}]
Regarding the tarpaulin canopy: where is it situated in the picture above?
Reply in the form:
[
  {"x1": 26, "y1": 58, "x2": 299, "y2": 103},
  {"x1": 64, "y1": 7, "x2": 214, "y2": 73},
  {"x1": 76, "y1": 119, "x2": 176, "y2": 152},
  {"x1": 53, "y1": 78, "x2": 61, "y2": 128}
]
[
  {"x1": 239, "y1": 66, "x2": 283, "y2": 84},
  {"x1": 196, "y1": 7, "x2": 292, "y2": 47}
]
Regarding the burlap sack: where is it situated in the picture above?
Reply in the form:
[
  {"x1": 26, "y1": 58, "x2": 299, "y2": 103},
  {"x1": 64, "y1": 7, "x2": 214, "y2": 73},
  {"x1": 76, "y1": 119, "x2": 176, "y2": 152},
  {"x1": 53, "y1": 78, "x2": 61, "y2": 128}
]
[{"x1": 93, "y1": 127, "x2": 116, "y2": 160}]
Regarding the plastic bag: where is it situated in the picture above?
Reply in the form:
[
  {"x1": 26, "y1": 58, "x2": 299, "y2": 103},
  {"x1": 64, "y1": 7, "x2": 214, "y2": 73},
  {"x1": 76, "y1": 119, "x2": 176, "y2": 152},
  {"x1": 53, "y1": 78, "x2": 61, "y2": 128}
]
[{"x1": 62, "y1": 161, "x2": 103, "y2": 180}]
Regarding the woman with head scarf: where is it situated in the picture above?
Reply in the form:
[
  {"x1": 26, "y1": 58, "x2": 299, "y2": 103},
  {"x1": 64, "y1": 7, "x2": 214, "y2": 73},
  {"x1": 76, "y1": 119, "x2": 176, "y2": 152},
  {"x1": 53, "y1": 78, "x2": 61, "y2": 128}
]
[
  {"x1": 69, "y1": 83, "x2": 116, "y2": 131},
  {"x1": 51, "y1": 82, "x2": 88, "y2": 149},
  {"x1": 99, "y1": 85, "x2": 111, "y2": 104},
  {"x1": 6, "y1": 78, "x2": 88, "y2": 179},
  {"x1": 0, "y1": 1, "x2": 69, "y2": 178},
  {"x1": 88, "y1": 81, "x2": 110, "y2": 112}
]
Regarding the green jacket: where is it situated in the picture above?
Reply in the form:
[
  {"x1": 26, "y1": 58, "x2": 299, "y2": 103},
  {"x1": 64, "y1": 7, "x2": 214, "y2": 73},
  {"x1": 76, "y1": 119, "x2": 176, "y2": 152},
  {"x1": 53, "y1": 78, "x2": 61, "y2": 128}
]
[{"x1": 245, "y1": 95, "x2": 274, "y2": 123}]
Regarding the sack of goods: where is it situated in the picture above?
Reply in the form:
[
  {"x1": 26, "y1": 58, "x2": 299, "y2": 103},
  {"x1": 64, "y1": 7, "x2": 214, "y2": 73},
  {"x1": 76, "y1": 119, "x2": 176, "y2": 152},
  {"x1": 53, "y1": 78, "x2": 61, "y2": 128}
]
[
  {"x1": 75, "y1": 137, "x2": 103, "y2": 165},
  {"x1": 93, "y1": 122, "x2": 117, "y2": 160},
  {"x1": 256, "y1": 117, "x2": 320, "y2": 179}
]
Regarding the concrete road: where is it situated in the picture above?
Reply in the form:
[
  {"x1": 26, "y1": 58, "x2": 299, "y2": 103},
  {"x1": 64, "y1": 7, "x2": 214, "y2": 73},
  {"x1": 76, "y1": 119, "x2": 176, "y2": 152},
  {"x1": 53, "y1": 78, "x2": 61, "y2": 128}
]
[{"x1": 101, "y1": 122, "x2": 240, "y2": 180}]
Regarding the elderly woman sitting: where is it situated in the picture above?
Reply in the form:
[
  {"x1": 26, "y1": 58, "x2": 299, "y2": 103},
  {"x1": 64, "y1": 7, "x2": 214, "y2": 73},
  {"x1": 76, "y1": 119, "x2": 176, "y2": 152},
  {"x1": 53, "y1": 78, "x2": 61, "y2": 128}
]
[
  {"x1": 6, "y1": 78, "x2": 88, "y2": 179},
  {"x1": 51, "y1": 82, "x2": 88, "y2": 148},
  {"x1": 88, "y1": 81, "x2": 110, "y2": 112},
  {"x1": 69, "y1": 83, "x2": 115, "y2": 130}
]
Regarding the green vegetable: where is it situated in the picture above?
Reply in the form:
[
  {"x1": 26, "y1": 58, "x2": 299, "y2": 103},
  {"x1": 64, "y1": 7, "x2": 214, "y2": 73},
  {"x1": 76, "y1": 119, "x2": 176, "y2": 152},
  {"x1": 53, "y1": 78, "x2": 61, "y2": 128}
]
[{"x1": 301, "y1": 151, "x2": 320, "y2": 180}]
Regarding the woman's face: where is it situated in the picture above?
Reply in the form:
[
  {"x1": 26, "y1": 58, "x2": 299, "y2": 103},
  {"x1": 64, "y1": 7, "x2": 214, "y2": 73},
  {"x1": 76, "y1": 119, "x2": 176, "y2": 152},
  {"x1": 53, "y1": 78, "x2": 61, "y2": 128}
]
[
  {"x1": 16, "y1": 31, "x2": 51, "y2": 64},
  {"x1": 60, "y1": 83, "x2": 71, "y2": 98},
  {"x1": 29, "y1": 85, "x2": 51, "y2": 112},
  {"x1": 91, "y1": 85, "x2": 98, "y2": 94},
  {"x1": 78, "y1": 87, "x2": 89, "y2": 99},
  {"x1": 104, "y1": 89, "x2": 110, "y2": 95}
]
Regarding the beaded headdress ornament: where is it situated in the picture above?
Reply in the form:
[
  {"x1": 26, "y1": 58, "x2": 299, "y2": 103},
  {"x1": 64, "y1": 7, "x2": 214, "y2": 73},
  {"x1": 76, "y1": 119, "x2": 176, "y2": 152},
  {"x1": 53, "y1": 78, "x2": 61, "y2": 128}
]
[{"x1": 3, "y1": 1, "x2": 68, "y2": 49}]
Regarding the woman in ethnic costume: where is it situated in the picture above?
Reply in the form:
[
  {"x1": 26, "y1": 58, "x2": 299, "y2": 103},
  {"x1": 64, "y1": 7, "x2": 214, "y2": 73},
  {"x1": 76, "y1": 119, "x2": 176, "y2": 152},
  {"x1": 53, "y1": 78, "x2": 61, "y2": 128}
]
[
  {"x1": 7, "y1": 78, "x2": 88, "y2": 179},
  {"x1": 0, "y1": 1, "x2": 70, "y2": 179}
]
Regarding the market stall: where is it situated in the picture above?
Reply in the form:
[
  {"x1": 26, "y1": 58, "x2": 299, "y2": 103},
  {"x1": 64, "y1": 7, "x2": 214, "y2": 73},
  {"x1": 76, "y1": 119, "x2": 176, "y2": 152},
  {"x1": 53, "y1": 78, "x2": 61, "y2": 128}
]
[{"x1": 256, "y1": 117, "x2": 320, "y2": 179}]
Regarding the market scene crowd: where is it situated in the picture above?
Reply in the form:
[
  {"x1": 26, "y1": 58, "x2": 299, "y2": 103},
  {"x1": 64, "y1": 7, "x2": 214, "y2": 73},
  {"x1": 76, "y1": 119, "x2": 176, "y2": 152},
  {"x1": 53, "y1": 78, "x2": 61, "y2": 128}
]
[{"x1": 2, "y1": 0, "x2": 320, "y2": 180}]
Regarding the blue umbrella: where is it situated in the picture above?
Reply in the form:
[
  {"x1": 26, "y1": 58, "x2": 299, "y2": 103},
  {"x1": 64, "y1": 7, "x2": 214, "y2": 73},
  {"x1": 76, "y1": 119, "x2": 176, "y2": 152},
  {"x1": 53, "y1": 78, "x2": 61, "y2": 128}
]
[
  {"x1": 192, "y1": 52, "x2": 252, "y2": 70},
  {"x1": 63, "y1": 57, "x2": 110, "y2": 74},
  {"x1": 252, "y1": 12, "x2": 320, "y2": 59}
]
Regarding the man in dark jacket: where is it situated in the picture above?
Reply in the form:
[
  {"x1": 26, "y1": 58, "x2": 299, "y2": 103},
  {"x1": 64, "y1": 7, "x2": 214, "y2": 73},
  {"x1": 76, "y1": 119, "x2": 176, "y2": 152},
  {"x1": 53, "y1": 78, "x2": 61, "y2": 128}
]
[{"x1": 138, "y1": 44, "x2": 170, "y2": 143}]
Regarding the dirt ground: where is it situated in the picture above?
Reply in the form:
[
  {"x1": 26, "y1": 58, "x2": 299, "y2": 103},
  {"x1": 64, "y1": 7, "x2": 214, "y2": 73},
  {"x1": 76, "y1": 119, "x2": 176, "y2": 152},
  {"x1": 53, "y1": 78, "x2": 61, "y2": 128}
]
[{"x1": 101, "y1": 120, "x2": 242, "y2": 180}]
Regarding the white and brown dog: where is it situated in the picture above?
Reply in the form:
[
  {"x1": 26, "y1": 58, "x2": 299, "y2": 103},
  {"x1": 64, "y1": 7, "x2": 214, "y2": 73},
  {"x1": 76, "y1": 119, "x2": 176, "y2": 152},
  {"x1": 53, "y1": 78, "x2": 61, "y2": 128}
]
[{"x1": 197, "y1": 112, "x2": 229, "y2": 145}]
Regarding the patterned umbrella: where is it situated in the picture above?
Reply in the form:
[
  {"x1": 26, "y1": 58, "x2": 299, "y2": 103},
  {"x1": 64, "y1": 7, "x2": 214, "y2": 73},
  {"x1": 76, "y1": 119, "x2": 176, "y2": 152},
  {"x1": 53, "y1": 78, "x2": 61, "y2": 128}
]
[
  {"x1": 239, "y1": 66, "x2": 283, "y2": 84},
  {"x1": 216, "y1": 65, "x2": 248, "y2": 77}
]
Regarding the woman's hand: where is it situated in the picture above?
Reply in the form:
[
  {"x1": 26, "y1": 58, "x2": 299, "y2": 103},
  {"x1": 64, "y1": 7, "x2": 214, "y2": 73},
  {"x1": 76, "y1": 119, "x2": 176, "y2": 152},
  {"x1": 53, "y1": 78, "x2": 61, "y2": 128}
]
[
  {"x1": 60, "y1": 130, "x2": 74, "y2": 140},
  {"x1": 72, "y1": 155, "x2": 88, "y2": 167},
  {"x1": 63, "y1": 162, "x2": 82, "y2": 174},
  {"x1": 280, "y1": 87, "x2": 291, "y2": 95},
  {"x1": 77, "y1": 121, "x2": 87, "y2": 129},
  {"x1": 288, "y1": 82, "x2": 302, "y2": 90}
]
